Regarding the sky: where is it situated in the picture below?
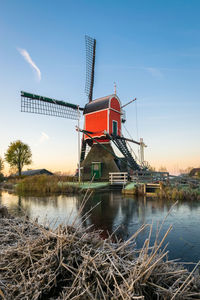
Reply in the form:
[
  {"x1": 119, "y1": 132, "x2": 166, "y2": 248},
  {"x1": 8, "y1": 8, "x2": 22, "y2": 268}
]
[{"x1": 0, "y1": 0, "x2": 200, "y2": 175}]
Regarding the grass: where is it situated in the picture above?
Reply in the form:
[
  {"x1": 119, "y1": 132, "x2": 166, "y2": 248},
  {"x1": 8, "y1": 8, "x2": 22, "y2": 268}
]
[
  {"x1": 0, "y1": 200, "x2": 200, "y2": 299},
  {"x1": 6, "y1": 175, "x2": 110, "y2": 195},
  {"x1": 63, "y1": 181, "x2": 110, "y2": 189},
  {"x1": 15, "y1": 174, "x2": 80, "y2": 195}
]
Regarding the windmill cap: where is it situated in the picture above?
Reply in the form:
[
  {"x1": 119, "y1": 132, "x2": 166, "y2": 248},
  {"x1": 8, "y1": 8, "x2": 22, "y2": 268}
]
[{"x1": 83, "y1": 94, "x2": 120, "y2": 114}]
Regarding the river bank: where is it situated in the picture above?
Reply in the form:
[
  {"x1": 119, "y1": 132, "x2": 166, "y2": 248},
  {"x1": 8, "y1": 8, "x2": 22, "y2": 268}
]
[
  {"x1": 1, "y1": 175, "x2": 200, "y2": 202},
  {"x1": 157, "y1": 182, "x2": 200, "y2": 201},
  {"x1": 0, "y1": 205, "x2": 200, "y2": 299},
  {"x1": 123, "y1": 181, "x2": 200, "y2": 201},
  {"x1": 0, "y1": 175, "x2": 111, "y2": 195}
]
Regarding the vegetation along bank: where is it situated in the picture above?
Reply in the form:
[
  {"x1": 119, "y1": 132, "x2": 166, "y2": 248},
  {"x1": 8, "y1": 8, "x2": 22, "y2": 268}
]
[
  {"x1": 0, "y1": 205, "x2": 200, "y2": 299},
  {"x1": 123, "y1": 181, "x2": 200, "y2": 201}
]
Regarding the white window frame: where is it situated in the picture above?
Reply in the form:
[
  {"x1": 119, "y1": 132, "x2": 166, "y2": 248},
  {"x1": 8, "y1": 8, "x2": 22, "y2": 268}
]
[{"x1": 112, "y1": 120, "x2": 118, "y2": 136}]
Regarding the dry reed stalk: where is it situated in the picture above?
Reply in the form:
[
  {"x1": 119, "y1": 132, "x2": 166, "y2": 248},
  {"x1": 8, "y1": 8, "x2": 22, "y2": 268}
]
[
  {"x1": 171, "y1": 260, "x2": 200, "y2": 300},
  {"x1": 0, "y1": 204, "x2": 200, "y2": 299}
]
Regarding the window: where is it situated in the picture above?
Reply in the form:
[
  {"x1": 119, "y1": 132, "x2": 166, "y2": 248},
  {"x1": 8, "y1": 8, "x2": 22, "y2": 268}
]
[
  {"x1": 112, "y1": 120, "x2": 118, "y2": 136},
  {"x1": 94, "y1": 164, "x2": 99, "y2": 171}
]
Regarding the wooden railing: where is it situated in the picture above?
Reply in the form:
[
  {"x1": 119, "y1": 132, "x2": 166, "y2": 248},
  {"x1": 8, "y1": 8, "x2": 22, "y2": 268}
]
[
  {"x1": 131, "y1": 171, "x2": 169, "y2": 182},
  {"x1": 109, "y1": 172, "x2": 128, "y2": 185},
  {"x1": 169, "y1": 175, "x2": 200, "y2": 185},
  {"x1": 109, "y1": 171, "x2": 199, "y2": 185}
]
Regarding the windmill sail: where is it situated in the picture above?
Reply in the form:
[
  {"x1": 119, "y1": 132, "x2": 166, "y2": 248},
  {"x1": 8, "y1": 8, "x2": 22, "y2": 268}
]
[
  {"x1": 85, "y1": 35, "x2": 96, "y2": 102},
  {"x1": 21, "y1": 91, "x2": 82, "y2": 120}
]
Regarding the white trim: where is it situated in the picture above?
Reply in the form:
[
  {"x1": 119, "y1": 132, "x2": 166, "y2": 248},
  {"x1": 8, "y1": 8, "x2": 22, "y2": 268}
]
[
  {"x1": 85, "y1": 134, "x2": 105, "y2": 139},
  {"x1": 108, "y1": 94, "x2": 121, "y2": 110},
  {"x1": 85, "y1": 132, "x2": 110, "y2": 139},
  {"x1": 96, "y1": 141, "x2": 110, "y2": 144},
  {"x1": 110, "y1": 107, "x2": 122, "y2": 114},
  {"x1": 93, "y1": 141, "x2": 110, "y2": 144},
  {"x1": 84, "y1": 108, "x2": 108, "y2": 116}
]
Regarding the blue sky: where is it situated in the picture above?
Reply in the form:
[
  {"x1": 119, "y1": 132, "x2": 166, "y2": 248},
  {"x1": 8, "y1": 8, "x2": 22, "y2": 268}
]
[{"x1": 0, "y1": 0, "x2": 200, "y2": 174}]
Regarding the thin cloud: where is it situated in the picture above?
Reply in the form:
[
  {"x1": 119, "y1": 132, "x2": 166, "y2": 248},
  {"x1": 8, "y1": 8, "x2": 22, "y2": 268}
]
[
  {"x1": 39, "y1": 132, "x2": 49, "y2": 143},
  {"x1": 102, "y1": 65, "x2": 164, "y2": 78},
  {"x1": 143, "y1": 67, "x2": 163, "y2": 78},
  {"x1": 18, "y1": 48, "x2": 41, "y2": 81}
]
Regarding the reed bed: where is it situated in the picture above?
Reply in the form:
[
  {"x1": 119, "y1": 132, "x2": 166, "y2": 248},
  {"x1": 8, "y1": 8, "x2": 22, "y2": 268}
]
[
  {"x1": 15, "y1": 175, "x2": 79, "y2": 195},
  {"x1": 0, "y1": 203, "x2": 200, "y2": 300},
  {"x1": 157, "y1": 183, "x2": 200, "y2": 201},
  {"x1": 0, "y1": 216, "x2": 41, "y2": 252},
  {"x1": 0, "y1": 179, "x2": 17, "y2": 191}
]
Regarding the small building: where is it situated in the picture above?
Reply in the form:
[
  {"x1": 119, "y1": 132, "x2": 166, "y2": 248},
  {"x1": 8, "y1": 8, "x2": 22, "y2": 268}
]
[
  {"x1": 14, "y1": 169, "x2": 53, "y2": 177},
  {"x1": 83, "y1": 94, "x2": 122, "y2": 144},
  {"x1": 189, "y1": 168, "x2": 200, "y2": 178}
]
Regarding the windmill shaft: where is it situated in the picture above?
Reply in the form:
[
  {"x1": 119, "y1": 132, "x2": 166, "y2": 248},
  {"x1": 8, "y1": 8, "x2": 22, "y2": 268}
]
[
  {"x1": 121, "y1": 98, "x2": 137, "y2": 108},
  {"x1": 114, "y1": 135, "x2": 140, "y2": 146}
]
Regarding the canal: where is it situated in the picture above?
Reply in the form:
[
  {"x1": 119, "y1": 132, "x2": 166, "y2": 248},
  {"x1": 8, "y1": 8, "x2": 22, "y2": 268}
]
[{"x1": 1, "y1": 190, "x2": 200, "y2": 267}]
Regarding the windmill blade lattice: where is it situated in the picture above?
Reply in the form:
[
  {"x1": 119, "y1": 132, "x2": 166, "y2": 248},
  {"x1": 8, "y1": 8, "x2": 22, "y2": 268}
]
[
  {"x1": 21, "y1": 91, "x2": 81, "y2": 120},
  {"x1": 85, "y1": 35, "x2": 96, "y2": 102}
]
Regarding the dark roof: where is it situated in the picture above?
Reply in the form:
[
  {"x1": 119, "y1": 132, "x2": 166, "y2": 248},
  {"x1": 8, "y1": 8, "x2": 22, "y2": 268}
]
[
  {"x1": 189, "y1": 168, "x2": 200, "y2": 176},
  {"x1": 83, "y1": 95, "x2": 114, "y2": 114},
  {"x1": 15, "y1": 169, "x2": 53, "y2": 176}
]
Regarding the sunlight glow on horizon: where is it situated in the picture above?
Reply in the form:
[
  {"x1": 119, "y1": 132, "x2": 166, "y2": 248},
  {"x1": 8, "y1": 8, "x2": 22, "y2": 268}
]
[{"x1": 0, "y1": 0, "x2": 199, "y2": 175}]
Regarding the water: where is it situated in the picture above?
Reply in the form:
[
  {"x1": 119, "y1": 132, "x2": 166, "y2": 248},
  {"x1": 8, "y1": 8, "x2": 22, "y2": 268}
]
[{"x1": 1, "y1": 190, "x2": 200, "y2": 266}]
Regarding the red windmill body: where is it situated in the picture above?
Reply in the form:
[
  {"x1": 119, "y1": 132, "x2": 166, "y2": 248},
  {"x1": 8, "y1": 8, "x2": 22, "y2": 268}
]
[{"x1": 83, "y1": 95, "x2": 121, "y2": 144}]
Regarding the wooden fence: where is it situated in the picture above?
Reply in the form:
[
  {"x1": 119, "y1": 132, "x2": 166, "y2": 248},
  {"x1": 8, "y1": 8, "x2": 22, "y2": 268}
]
[
  {"x1": 109, "y1": 171, "x2": 199, "y2": 185},
  {"x1": 131, "y1": 171, "x2": 169, "y2": 182},
  {"x1": 109, "y1": 172, "x2": 128, "y2": 185}
]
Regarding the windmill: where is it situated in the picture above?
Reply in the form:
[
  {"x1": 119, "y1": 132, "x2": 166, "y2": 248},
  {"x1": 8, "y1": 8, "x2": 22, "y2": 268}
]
[{"x1": 21, "y1": 36, "x2": 146, "y2": 181}]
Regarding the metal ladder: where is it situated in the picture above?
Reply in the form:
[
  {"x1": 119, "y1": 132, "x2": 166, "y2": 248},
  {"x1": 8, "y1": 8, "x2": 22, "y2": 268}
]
[{"x1": 111, "y1": 136, "x2": 140, "y2": 170}]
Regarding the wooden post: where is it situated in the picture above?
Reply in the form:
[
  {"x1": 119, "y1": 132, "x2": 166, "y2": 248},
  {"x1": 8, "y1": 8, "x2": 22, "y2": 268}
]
[
  {"x1": 78, "y1": 106, "x2": 81, "y2": 183},
  {"x1": 144, "y1": 184, "x2": 146, "y2": 195}
]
